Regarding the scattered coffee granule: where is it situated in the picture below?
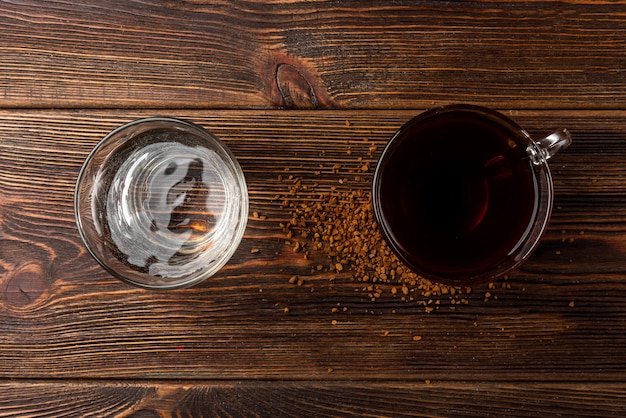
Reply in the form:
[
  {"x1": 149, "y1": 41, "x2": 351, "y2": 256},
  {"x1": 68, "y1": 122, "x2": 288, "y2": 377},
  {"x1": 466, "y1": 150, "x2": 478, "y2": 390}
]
[{"x1": 276, "y1": 140, "x2": 473, "y2": 312}]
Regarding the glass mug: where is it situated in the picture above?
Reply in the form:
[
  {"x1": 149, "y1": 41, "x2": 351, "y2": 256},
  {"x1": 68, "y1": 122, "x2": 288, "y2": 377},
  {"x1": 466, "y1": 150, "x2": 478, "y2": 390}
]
[{"x1": 372, "y1": 105, "x2": 571, "y2": 286}]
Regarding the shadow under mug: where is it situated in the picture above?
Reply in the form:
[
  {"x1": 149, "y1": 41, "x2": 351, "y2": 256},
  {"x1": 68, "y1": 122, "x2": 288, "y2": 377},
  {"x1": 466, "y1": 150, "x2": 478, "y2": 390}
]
[{"x1": 372, "y1": 104, "x2": 572, "y2": 287}]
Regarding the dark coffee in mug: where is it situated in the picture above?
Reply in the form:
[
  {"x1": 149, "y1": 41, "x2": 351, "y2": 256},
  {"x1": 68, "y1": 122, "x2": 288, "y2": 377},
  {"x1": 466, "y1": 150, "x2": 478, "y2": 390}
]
[{"x1": 372, "y1": 105, "x2": 571, "y2": 285}]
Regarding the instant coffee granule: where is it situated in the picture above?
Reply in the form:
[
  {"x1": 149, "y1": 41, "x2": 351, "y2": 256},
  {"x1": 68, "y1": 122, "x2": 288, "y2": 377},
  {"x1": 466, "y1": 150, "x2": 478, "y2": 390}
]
[{"x1": 276, "y1": 138, "x2": 472, "y2": 313}]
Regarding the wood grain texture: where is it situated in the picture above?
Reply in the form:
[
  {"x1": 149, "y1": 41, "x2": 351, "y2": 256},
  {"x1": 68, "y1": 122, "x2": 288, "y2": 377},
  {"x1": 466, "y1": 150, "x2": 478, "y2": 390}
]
[
  {"x1": 0, "y1": 110, "x2": 624, "y2": 383},
  {"x1": 0, "y1": 0, "x2": 624, "y2": 109},
  {"x1": 0, "y1": 381, "x2": 625, "y2": 417},
  {"x1": 1, "y1": 0, "x2": 624, "y2": 415}
]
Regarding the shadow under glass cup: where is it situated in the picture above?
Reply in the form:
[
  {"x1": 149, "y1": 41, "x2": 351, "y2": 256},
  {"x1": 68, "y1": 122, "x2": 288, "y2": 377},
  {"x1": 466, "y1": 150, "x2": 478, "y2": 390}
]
[
  {"x1": 75, "y1": 117, "x2": 248, "y2": 289},
  {"x1": 372, "y1": 105, "x2": 571, "y2": 287}
]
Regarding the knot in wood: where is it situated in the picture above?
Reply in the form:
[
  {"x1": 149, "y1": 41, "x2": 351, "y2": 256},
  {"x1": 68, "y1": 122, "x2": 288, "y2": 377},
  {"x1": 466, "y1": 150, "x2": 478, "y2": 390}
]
[
  {"x1": 4, "y1": 262, "x2": 50, "y2": 309},
  {"x1": 276, "y1": 63, "x2": 318, "y2": 109}
]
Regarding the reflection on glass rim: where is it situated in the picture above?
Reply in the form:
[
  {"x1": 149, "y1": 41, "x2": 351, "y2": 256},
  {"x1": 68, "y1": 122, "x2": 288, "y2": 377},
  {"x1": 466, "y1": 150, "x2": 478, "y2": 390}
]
[{"x1": 74, "y1": 117, "x2": 248, "y2": 289}]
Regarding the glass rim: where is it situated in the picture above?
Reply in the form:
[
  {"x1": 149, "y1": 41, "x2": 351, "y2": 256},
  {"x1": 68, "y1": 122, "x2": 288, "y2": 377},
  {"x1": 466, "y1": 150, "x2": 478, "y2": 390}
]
[
  {"x1": 74, "y1": 117, "x2": 249, "y2": 290},
  {"x1": 371, "y1": 104, "x2": 555, "y2": 286}
]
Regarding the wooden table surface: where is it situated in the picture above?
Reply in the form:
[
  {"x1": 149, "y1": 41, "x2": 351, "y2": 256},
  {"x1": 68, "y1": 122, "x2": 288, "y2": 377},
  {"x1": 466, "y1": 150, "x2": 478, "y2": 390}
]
[{"x1": 1, "y1": 1, "x2": 626, "y2": 416}]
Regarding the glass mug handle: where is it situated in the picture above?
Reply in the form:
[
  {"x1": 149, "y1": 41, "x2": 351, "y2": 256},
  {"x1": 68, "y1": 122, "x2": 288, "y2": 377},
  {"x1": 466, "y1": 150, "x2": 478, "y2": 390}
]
[{"x1": 532, "y1": 128, "x2": 572, "y2": 163}]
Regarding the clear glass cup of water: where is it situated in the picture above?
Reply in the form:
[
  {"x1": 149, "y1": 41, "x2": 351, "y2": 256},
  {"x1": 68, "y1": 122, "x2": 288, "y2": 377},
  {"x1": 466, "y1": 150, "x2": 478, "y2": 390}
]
[{"x1": 75, "y1": 117, "x2": 248, "y2": 289}]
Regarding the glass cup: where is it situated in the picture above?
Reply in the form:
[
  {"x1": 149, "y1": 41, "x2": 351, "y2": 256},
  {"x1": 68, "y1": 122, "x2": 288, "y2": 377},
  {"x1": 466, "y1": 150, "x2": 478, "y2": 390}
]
[
  {"x1": 372, "y1": 104, "x2": 571, "y2": 286},
  {"x1": 75, "y1": 117, "x2": 248, "y2": 289}
]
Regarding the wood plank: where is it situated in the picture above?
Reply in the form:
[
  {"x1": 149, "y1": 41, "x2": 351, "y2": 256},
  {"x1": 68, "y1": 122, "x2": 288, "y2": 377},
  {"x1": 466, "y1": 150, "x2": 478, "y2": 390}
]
[
  {"x1": 0, "y1": 1, "x2": 624, "y2": 109},
  {"x1": 0, "y1": 110, "x2": 625, "y2": 381},
  {"x1": 0, "y1": 380, "x2": 624, "y2": 417}
]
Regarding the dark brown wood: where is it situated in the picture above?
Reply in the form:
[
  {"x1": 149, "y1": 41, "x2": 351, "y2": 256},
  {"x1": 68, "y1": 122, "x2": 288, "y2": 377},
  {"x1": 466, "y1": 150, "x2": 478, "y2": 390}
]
[
  {"x1": 0, "y1": 1, "x2": 624, "y2": 109},
  {"x1": 1, "y1": 0, "x2": 625, "y2": 414},
  {"x1": 0, "y1": 110, "x2": 623, "y2": 384},
  {"x1": 0, "y1": 381, "x2": 624, "y2": 417}
]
